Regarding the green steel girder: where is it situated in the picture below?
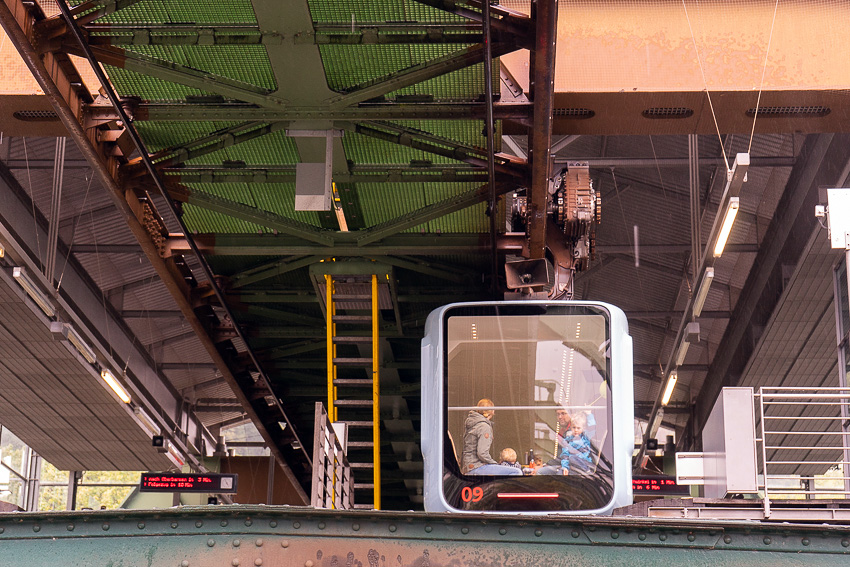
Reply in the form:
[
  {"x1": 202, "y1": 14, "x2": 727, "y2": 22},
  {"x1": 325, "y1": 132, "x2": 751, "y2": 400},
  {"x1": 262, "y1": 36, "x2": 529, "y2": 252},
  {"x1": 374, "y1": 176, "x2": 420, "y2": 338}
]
[
  {"x1": 327, "y1": 42, "x2": 518, "y2": 109},
  {"x1": 160, "y1": 184, "x2": 335, "y2": 246},
  {"x1": 32, "y1": 0, "x2": 146, "y2": 43},
  {"x1": 118, "y1": 101, "x2": 533, "y2": 121},
  {"x1": 355, "y1": 181, "x2": 514, "y2": 245},
  {"x1": 70, "y1": 44, "x2": 284, "y2": 106},
  {"x1": 1, "y1": 507, "x2": 850, "y2": 567},
  {"x1": 227, "y1": 255, "x2": 327, "y2": 290},
  {"x1": 354, "y1": 122, "x2": 527, "y2": 178},
  {"x1": 169, "y1": 233, "x2": 487, "y2": 256}
]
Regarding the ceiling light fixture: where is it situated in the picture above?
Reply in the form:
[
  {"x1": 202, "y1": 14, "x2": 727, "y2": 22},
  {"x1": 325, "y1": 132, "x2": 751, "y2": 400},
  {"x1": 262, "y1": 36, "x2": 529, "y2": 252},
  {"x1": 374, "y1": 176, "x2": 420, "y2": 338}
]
[
  {"x1": 692, "y1": 267, "x2": 715, "y2": 317},
  {"x1": 675, "y1": 322, "x2": 700, "y2": 366},
  {"x1": 713, "y1": 197, "x2": 740, "y2": 257},
  {"x1": 661, "y1": 372, "x2": 678, "y2": 406},
  {"x1": 101, "y1": 369, "x2": 131, "y2": 404},
  {"x1": 50, "y1": 322, "x2": 96, "y2": 364},
  {"x1": 12, "y1": 267, "x2": 55, "y2": 317}
]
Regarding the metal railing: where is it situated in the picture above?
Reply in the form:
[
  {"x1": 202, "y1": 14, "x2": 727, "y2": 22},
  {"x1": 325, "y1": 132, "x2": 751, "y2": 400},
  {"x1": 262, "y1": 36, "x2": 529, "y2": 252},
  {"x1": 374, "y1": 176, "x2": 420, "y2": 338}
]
[
  {"x1": 756, "y1": 387, "x2": 850, "y2": 516},
  {"x1": 310, "y1": 402, "x2": 353, "y2": 509}
]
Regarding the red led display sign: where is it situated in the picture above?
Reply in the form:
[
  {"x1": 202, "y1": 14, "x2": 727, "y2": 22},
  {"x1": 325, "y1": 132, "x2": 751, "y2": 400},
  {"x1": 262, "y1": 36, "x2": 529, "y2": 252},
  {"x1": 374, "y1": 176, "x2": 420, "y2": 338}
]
[
  {"x1": 632, "y1": 475, "x2": 690, "y2": 496},
  {"x1": 140, "y1": 473, "x2": 238, "y2": 493}
]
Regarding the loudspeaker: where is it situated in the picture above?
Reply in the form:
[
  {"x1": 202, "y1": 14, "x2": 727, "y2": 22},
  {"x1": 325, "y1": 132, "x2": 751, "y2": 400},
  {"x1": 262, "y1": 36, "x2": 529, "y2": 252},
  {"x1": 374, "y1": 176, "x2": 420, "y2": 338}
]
[{"x1": 505, "y1": 258, "x2": 554, "y2": 290}]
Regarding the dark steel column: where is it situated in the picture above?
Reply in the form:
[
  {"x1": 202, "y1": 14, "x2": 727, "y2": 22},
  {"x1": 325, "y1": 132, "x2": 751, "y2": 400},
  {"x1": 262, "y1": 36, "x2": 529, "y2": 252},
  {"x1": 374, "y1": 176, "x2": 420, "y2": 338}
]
[{"x1": 527, "y1": 0, "x2": 558, "y2": 258}]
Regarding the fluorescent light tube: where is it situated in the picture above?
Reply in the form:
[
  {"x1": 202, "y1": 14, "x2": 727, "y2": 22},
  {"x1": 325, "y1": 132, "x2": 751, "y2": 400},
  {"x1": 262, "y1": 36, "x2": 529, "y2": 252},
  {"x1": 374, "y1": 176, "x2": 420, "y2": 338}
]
[
  {"x1": 676, "y1": 339, "x2": 690, "y2": 366},
  {"x1": 57, "y1": 323, "x2": 96, "y2": 364},
  {"x1": 133, "y1": 406, "x2": 160, "y2": 436},
  {"x1": 100, "y1": 369, "x2": 131, "y2": 404},
  {"x1": 12, "y1": 267, "x2": 55, "y2": 317},
  {"x1": 661, "y1": 372, "x2": 678, "y2": 406},
  {"x1": 692, "y1": 267, "x2": 715, "y2": 317},
  {"x1": 713, "y1": 197, "x2": 740, "y2": 257}
]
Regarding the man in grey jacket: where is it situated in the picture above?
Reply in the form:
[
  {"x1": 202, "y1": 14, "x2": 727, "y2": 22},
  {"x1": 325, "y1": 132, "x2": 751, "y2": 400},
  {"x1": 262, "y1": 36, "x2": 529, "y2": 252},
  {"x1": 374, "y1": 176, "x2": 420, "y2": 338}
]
[{"x1": 461, "y1": 399, "x2": 522, "y2": 475}]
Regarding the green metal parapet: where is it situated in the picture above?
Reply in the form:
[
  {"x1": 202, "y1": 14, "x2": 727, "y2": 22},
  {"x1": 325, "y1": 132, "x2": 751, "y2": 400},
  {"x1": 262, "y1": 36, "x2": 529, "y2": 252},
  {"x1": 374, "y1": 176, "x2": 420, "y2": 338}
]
[
  {"x1": 0, "y1": 506, "x2": 850, "y2": 567},
  {"x1": 1, "y1": 505, "x2": 850, "y2": 566}
]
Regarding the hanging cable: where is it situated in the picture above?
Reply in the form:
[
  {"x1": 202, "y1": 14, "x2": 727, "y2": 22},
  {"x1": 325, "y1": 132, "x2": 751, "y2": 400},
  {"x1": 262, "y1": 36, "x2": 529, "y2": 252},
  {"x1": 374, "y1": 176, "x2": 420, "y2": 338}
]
[{"x1": 748, "y1": 0, "x2": 781, "y2": 154}]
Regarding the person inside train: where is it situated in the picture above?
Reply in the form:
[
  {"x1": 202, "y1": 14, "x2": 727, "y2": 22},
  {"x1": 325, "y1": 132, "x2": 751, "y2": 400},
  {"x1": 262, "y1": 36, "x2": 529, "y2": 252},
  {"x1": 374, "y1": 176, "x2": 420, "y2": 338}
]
[
  {"x1": 499, "y1": 447, "x2": 523, "y2": 471},
  {"x1": 536, "y1": 406, "x2": 597, "y2": 475},
  {"x1": 561, "y1": 413, "x2": 594, "y2": 474},
  {"x1": 461, "y1": 399, "x2": 522, "y2": 475}
]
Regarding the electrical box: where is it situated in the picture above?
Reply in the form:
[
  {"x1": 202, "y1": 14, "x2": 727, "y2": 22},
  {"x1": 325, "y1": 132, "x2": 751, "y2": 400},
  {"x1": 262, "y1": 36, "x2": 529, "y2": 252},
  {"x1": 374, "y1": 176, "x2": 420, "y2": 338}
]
[{"x1": 702, "y1": 387, "x2": 758, "y2": 498}]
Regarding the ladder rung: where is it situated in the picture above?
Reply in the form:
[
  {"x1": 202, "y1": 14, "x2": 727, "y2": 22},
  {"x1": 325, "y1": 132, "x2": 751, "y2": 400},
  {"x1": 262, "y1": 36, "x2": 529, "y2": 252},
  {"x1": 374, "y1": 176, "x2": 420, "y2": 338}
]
[
  {"x1": 333, "y1": 336, "x2": 374, "y2": 344},
  {"x1": 348, "y1": 441, "x2": 374, "y2": 448},
  {"x1": 333, "y1": 379, "x2": 373, "y2": 386},
  {"x1": 353, "y1": 483, "x2": 374, "y2": 490},
  {"x1": 332, "y1": 315, "x2": 372, "y2": 323},
  {"x1": 333, "y1": 294, "x2": 372, "y2": 300},
  {"x1": 343, "y1": 421, "x2": 375, "y2": 428},
  {"x1": 349, "y1": 462, "x2": 375, "y2": 469},
  {"x1": 334, "y1": 400, "x2": 373, "y2": 407},
  {"x1": 352, "y1": 503, "x2": 374, "y2": 509},
  {"x1": 333, "y1": 357, "x2": 373, "y2": 366}
]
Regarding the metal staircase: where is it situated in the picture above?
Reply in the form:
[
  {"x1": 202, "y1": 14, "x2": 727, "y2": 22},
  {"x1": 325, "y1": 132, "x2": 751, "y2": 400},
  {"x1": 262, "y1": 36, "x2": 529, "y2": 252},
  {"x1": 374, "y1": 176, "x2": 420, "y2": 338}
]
[{"x1": 323, "y1": 272, "x2": 381, "y2": 509}]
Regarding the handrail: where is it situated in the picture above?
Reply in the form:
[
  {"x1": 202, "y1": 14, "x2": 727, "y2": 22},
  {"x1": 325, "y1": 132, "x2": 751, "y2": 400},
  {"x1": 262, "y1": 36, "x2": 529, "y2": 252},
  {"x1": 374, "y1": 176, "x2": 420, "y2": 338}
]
[
  {"x1": 310, "y1": 402, "x2": 353, "y2": 509},
  {"x1": 755, "y1": 387, "x2": 850, "y2": 517}
]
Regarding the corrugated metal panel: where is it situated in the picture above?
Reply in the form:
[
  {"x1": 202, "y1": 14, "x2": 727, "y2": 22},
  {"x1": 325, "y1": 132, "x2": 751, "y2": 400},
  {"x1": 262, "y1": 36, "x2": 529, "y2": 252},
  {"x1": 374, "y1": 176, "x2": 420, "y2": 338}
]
[{"x1": 101, "y1": 0, "x2": 258, "y2": 24}]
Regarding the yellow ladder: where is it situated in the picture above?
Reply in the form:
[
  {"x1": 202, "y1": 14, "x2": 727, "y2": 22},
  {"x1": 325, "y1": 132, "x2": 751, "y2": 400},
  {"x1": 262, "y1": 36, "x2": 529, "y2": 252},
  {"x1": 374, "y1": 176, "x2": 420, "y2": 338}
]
[{"x1": 325, "y1": 274, "x2": 381, "y2": 510}]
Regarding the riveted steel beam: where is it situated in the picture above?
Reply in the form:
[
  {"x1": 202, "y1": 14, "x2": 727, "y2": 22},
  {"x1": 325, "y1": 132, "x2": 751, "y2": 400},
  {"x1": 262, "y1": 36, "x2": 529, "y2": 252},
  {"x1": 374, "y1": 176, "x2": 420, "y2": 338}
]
[
  {"x1": 165, "y1": 169, "x2": 490, "y2": 184},
  {"x1": 110, "y1": 101, "x2": 533, "y2": 122},
  {"x1": 2, "y1": 507, "x2": 850, "y2": 566}
]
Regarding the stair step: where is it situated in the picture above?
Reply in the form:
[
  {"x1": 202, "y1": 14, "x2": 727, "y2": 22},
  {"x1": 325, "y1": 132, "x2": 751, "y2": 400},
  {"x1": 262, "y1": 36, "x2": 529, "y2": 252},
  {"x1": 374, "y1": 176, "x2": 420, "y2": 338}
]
[
  {"x1": 333, "y1": 336, "x2": 374, "y2": 344},
  {"x1": 349, "y1": 462, "x2": 375, "y2": 470},
  {"x1": 333, "y1": 294, "x2": 372, "y2": 300},
  {"x1": 334, "y1": 399, "x2": 373, "y2": 407},
  {"x1": 332, "y1": 315, "x2": 372, "y2": 323},
  {"x1": 353, "y1": 483, "x2": 374, "y2": 490},
  {"x1": 352, "y1": 503, "x2": 374, "y2": 510},
  {"x1": 333, "y1": 357, "x2": 374, "y2": 366},
  {"x1": 343, "y1": 421, "x2": 375, "y2": 428},
  {"x1": 348, "y1": 441, "x2": 374, "y2": 448},
  {"x1": 333, "y1": 379, "x2": 373, "y2": 386}
]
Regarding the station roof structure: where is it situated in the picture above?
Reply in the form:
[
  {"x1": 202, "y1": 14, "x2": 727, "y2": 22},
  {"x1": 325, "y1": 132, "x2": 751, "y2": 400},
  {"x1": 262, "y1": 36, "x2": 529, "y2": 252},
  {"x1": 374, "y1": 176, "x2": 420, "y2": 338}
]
[{"x1": 0, "y1": 0, "x2": 849, "y2": 509}]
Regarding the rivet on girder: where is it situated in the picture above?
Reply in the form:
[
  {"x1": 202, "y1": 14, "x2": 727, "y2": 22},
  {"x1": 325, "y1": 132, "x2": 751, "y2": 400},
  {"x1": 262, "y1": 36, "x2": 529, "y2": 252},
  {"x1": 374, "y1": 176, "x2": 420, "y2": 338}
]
[
  {"x1": 181, "y1": 560, "x2": 189, "y2": 567},
  {"x1": 318, "y1": 522, "x2": 326, "y2": 530},
  {"x1": 802, "y1": 538, "x2": 811, "y2": 546},
  {"x1": 101, "y1": 524, "x2": 109, "y2": 531},
  {"x1": 461, "y1": 527, "x2": 469, "y2": 535},
  {"x1": 256, "y1": 539, "x2": 264, "y2": 547},
  {"x1": 499, "y1": 528, "x2": 506, "y2": 535},
  {"x1": 571, "y1": 530, "x2": 580, "y2": 538},
  {"x1": 33, "y1": 525, "x2": 41, "y2": 532},
  {"x1": 245, "y1": 519, "x2": 253, "y2": 527},
  {"x1": 234, "y1": 539, "x2": 242, "y2": 547},
  {"x1": 0, "y1": 527, "x2": 4, "y2": 534},
  {"x1": 171, "y1": 522, "x2": 179, "y2": 529},
  {"x1": 687, "y1": 534, "x2": 696, "y2": 542},
  {"x1": 221, "y1": 520, "x2": 229, "y2": 527},
  {"x1": 281, "y1": 540, "x2": 290, "y2": 548},
  {"x1": 724, "y1": 536, "x2": 732, "y2": 544},
  {"x1": 389, "y1": 525, "x2": 397, "y2": 533},
  {"x1": 424, "y1": 526, "x2": 432, "y2": 533},
  {"x1": 535, "y1": 530, "x2": 543, "y2": 537},
  {"x1": 353, "y1": 524, "x2": 360, "y2": 531},
  {"x1": 293, "y1": 522, "x2": 301, "y2": 529},
  {"x1": 67, "y1": 524, "x2": 74, "y2": 531},
  {"x1": 842, "y1": 539, "x2": 850, "y2": 548},
  {"x1": 638, "y1": 533, "x2": 647, "y2": 541},
  {"x1": 232, "y1": 559, "x2": 240, "y2": 567},
  {"x1": 611, "y1": 531, "x2": 619, "y2": 539},
  {"x1": 305, "y1": 561, "x2": 314, "y2": 567},
  {"x1": 196, "y1": 521, "x2": 204, "y2": 528},
  {"x1": 208, "y1": 539, "x2": 215, "y2": 547},
  {"x1": 254, "y1": 559, "x2": 263, "y2": 566},
  {"x1": 269, "y1": 521, "x2": 278, "y2": 528},
  {"x1": 763, "y1": 537, "x2": 771, "y2": 545},
  {"x1": 659, "y1": 534, "x2": 667, "y2": 541},
  {"x1": 138, "y1": 522, "x2": 145, "y2": 530}
]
